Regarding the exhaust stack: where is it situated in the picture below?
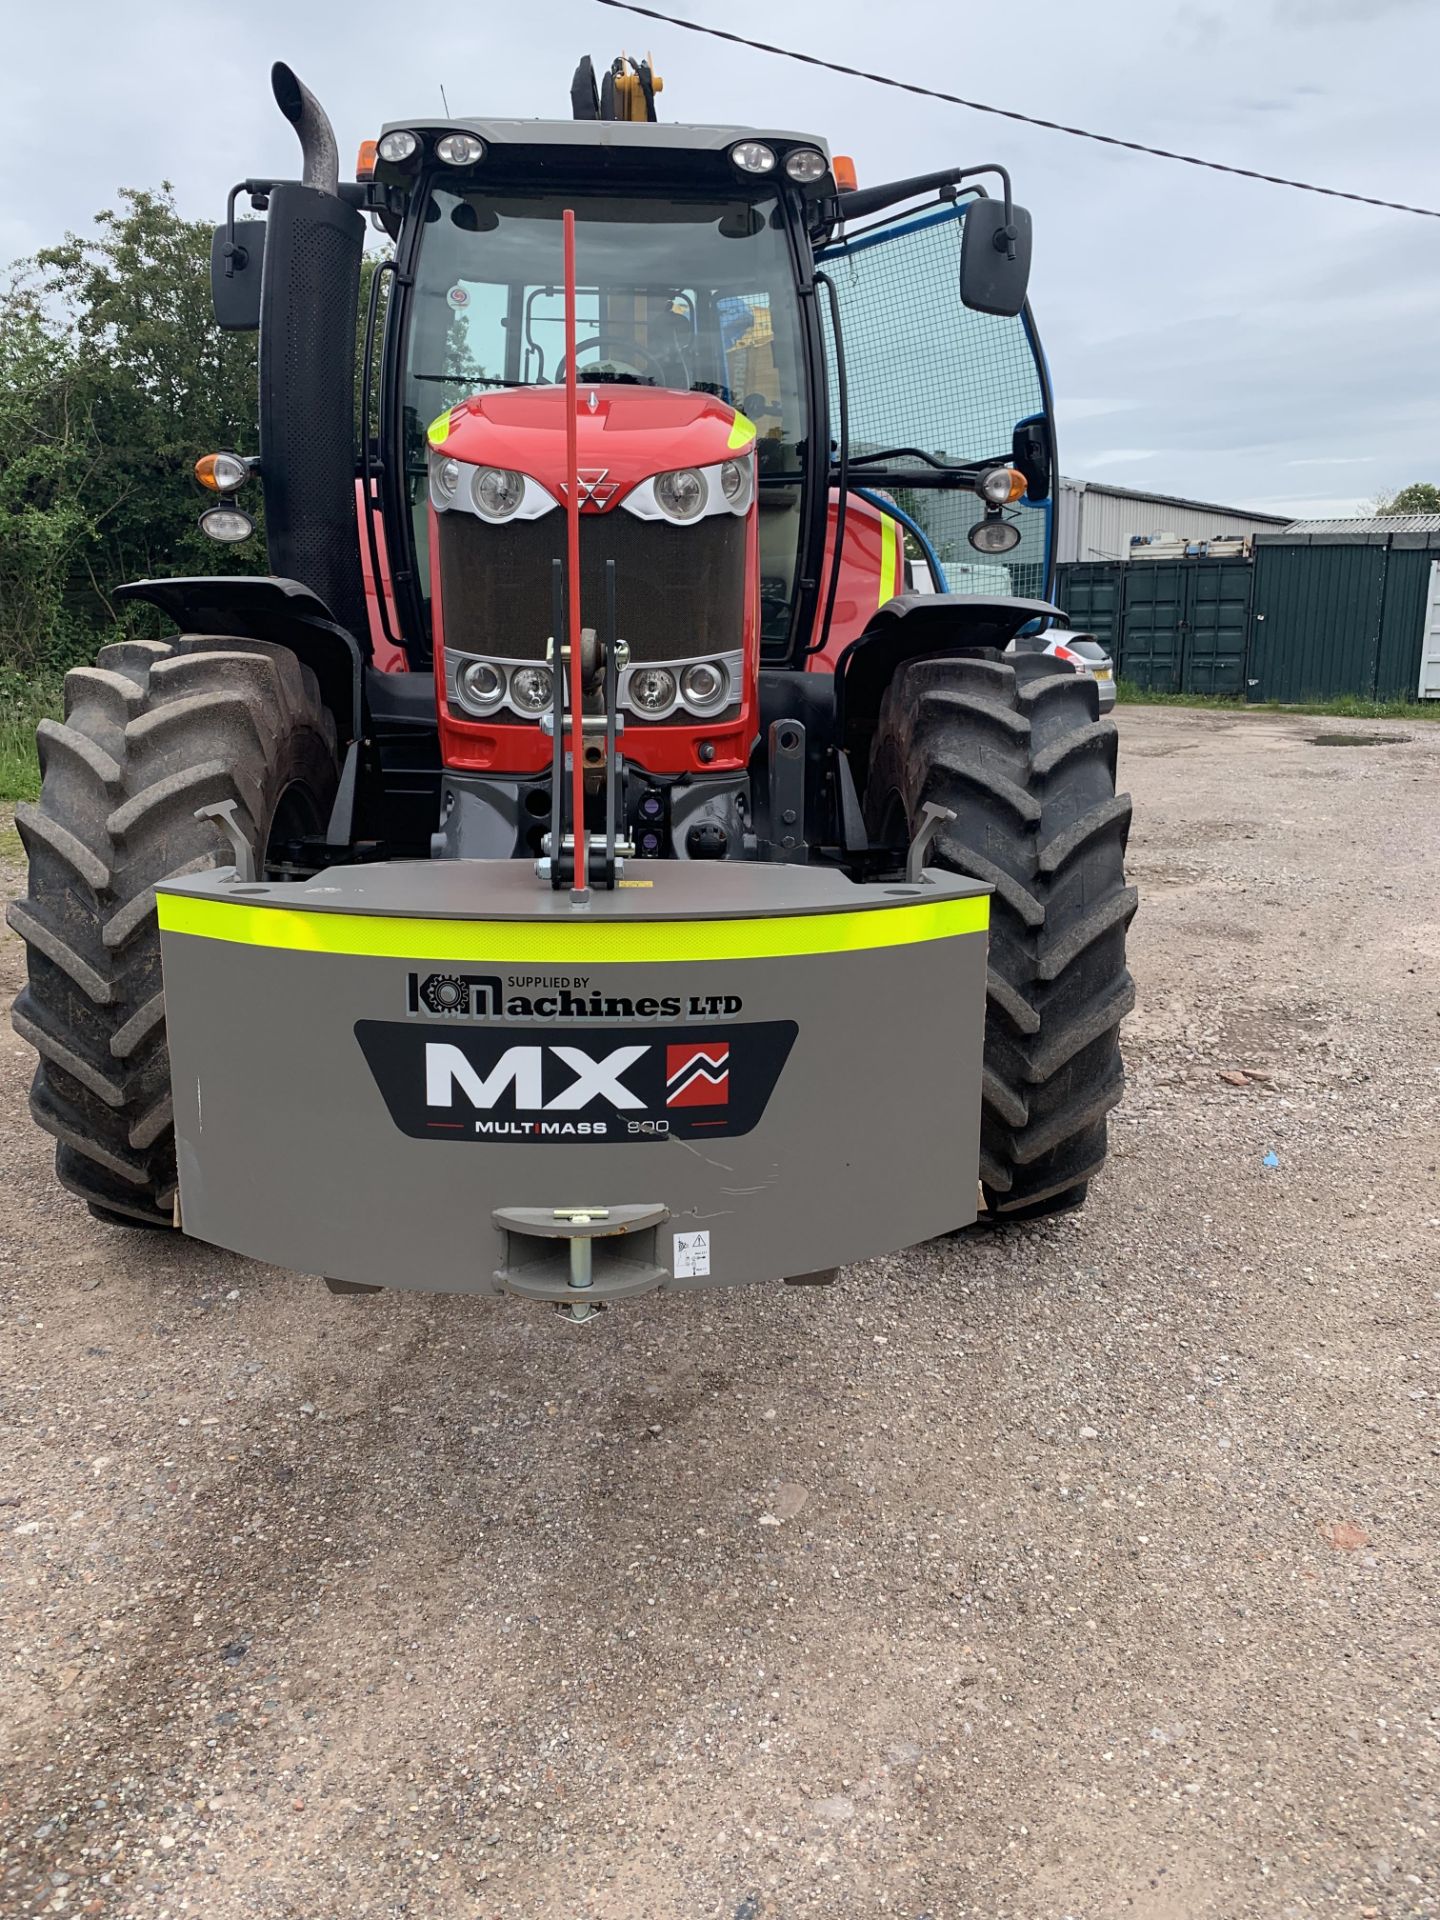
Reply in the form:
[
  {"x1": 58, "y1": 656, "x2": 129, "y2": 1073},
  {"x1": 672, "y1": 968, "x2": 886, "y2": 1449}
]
[
  {"x1": 271, "y1": 62, "x2": 341, "y2": 194},
  {"x1": 256, "y1": 64, "x2": 368, "y2": 644}
]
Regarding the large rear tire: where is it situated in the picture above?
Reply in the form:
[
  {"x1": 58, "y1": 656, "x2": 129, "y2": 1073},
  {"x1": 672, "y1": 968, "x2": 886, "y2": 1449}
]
[
  {"x1": 7, "y1": 637, "x2": 339, "y2": 1227},
  {"x1": 866, "y1": 651, "x2": 1136, "y2": 1217}
]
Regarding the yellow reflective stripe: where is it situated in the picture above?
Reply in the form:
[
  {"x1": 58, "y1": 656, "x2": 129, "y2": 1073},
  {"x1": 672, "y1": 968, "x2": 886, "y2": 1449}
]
[
  {"x1": 426, "y1": 410, "x2": 453, "y2": 448},
  {"x1": 727, "y1": 412, "x2": 757, "y2": 451},
  {"x1": 878, "y1": 512, "x2": 900, "y2": 605},
  {"x1": 156, "y1": 890, "x2": 987, "y2": 962}
]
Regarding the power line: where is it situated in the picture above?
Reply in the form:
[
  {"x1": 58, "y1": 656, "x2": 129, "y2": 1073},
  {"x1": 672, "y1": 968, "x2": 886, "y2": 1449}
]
[{"x1": 593, "y1": 0, "x2": 1440, "y2": 221}]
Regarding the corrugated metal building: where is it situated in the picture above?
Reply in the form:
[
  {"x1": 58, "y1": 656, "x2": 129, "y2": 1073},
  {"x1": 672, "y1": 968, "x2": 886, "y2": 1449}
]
[
  {"x1": 1056, "y1": 480, "x2": 1289, "y2": 564},
  {"x1": 1271, "y1": 513, "x2": 1440, "y2": 540}
]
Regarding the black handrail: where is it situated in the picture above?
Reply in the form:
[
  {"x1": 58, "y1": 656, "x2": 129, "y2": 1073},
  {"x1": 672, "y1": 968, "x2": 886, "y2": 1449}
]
[
  {"x1": 359, "y1": 258, "x2": 400, "y2": 654},
  {"x1": 811, "y1": 270, "x2": 848, "y2": 660}
]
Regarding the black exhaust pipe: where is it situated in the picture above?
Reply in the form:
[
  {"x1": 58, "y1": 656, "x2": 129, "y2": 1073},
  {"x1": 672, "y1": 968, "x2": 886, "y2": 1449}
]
[
  {"x1": 257, "y1": 63, "x2": 368, "y2": 644},
  {"x1": 271, "y1": 62, "x2": 341, "y2": 193}
]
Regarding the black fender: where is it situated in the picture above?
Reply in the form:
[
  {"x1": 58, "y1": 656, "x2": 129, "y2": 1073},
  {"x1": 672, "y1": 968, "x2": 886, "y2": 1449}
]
[
  {"x1": 835, "y1": 593, "x2": 1068, "y2": 781},
  {"x1": 113, "y1": 575, "x2": 364, "y2": 746}
]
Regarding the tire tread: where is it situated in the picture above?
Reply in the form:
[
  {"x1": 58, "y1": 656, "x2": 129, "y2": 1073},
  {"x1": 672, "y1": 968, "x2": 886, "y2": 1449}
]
[
  {"x1": 9, "y1": 636, "x2": 338, "y2": 1223},
  {"x1": 865, "y1": 650, "x2": 1135, "y2": 1216}
]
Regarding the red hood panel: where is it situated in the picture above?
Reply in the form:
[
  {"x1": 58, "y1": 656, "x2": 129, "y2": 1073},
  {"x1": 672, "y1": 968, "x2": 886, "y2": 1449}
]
[{"x1": 430, "y1": 386, "x2": 750, "y2": 499}]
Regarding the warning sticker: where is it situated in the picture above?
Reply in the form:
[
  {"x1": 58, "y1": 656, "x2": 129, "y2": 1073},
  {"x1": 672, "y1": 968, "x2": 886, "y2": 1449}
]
[{"x1": 673, "y1": 1230, "x2": 711, "y2": 1278}]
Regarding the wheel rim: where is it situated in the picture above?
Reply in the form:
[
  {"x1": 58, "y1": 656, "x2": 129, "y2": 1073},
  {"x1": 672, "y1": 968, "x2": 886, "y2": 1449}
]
[
  {"x1": 875, "y1": 787, "x2": 909, "y2": 854},
  {"x1": 264, "y1": 780, "x2": 327, "y2": 880}
]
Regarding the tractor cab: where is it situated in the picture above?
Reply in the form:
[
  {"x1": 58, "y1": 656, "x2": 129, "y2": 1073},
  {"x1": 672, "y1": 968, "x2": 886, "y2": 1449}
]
[
  {"x1": 386, "y1": 135, "x2": 815, "y2": 663},
  {"x1": 361, "y1": 101, "x2": 1054, "y2": 683}
]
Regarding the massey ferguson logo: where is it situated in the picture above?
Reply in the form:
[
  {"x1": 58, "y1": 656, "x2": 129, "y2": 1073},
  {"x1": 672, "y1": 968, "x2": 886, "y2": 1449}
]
[
  {"x1": 556, "y1": 467, "x2": 619, "y2": 510},
  {"x1": 666, "y1": 1043, "x2": 729, "y2": 1108},
  {"x1": 356, "y1": 1020, "x2": 797, "y2": 1146}
]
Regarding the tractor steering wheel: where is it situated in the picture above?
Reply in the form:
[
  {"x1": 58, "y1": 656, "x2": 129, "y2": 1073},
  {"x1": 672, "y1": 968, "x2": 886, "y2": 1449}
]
[{"x1": 554, "y1": 334, "x2": 666, "y2": 385}]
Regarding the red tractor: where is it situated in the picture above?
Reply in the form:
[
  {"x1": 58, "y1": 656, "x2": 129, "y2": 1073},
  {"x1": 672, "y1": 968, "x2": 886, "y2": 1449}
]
[{"x1": 9, "y1": 58, "x2": 1133, "y2": 1310}]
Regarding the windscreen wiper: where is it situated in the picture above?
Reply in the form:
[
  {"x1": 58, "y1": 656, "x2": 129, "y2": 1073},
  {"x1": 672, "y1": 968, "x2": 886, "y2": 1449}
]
[{"x1": 411, "y1": 373, "x2": 548, "y2": 388}]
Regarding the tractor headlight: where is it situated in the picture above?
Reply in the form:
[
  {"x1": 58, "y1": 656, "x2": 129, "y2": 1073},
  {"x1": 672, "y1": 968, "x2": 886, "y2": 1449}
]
[
  {"x1": 436, "y1": 133, "x2": 485, "y2": 167},
  {"x1": 680, "y1": 660, "x2": 729, "y2": 711},
  {"x1": 454, "y1": 659, "x2": 504, "y2": 714},
  {"x1": 653, "y1": 468, "x2": 708, "y2": 522},
  {"x1": 969, "y1": 514, "x2": 1022, "y2": 555},
  {"x1": 198, "y1": 506, "x2": 254, "y2": 544},
  {"x1": 784, "y1": 148, "x2": 828, "y2": 184},
  {"x1": 730, "y1": 141, "x2": 777, "y2": 175},
  {"x1": 509, "y1": 665, "x2": 554, "y2": 714},
  {"x1": 472, "y1": 467, "x2": 525, "y2": 520},
  {"x1": 629, "y1": 668, "x2": 678, "y2": 715},
  {"x1": 377, "y1": 129, "x2": 419, "y2": 163},
  {"x1": 622, "y1": 459, "x2": 750, "y2": 523},
  {"x1": 431, "y1": 458, "x2": 557, "y2": 521}
]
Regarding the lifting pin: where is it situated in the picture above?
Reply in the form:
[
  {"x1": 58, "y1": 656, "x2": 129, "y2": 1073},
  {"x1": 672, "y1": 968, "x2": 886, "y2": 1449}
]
[
  {"x1": 195, "y1": 800, "x2": 257, "y2": 884},
  {"x1": 555, "y1": 1207, "x2": 608, "y2": 1324},
  {"x1": 906, "y1": 801, "x2": 956, "y2": 883}
]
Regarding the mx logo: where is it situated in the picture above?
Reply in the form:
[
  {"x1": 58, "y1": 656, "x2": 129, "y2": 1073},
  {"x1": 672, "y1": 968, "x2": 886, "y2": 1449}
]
[
  {"x1": 666, "y1": 1043, "x2": 729, "y2": 1108},
  {"x1": 426, "y1": 1042, "x2": 647, "y2": 1112}
]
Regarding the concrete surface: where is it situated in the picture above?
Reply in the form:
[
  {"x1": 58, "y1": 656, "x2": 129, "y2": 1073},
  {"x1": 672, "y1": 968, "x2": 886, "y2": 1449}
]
[{"x1": 1, "y1": 706, "x2": 1437, "y2": 1919}]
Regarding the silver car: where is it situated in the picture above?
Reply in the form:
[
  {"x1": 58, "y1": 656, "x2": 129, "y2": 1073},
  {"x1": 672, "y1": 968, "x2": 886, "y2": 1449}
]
[{"x1": 1007, "y1": 632, "x2": 1116, "y2": 711}]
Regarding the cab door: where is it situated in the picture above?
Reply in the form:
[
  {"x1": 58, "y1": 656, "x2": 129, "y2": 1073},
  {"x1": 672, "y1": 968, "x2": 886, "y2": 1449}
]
[{"x1": 815, "y1": 199, "x2": 1055, "y2": 621}]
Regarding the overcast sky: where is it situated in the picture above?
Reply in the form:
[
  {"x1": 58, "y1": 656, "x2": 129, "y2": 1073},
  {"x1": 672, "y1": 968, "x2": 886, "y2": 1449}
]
[{"x1": 5, "y1": 0, "x2": 1438, "y2": 518}]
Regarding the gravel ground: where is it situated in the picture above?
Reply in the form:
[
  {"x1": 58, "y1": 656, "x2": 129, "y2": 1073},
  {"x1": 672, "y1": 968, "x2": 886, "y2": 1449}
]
[{"x1": 1, "y1": 705, "x2": 1437, "y2": 1920}]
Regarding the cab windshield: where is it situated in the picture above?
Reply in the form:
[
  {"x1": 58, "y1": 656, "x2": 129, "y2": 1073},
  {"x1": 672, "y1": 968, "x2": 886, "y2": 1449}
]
[{"x1": 402, "y1": 186, "x2": 809, "y2": 643}]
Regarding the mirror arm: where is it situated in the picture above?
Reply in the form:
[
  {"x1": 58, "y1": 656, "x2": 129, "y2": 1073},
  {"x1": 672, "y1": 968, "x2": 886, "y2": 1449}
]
[
  {"x1": 833, "y1": 167, "x2": 965, "y2": 224},
  {"x1": 954, "y1": 165, "x2": 1019, "y2": 261},
  {"x1": 833, "y1": 162, "x2": 1015, "y2": 246},
  {"x1": 222, "y1": 179, "x2": 278, "y2": 278},
  {"x1": 827, "y1": 466, "x2": 986, "y2": 493}
]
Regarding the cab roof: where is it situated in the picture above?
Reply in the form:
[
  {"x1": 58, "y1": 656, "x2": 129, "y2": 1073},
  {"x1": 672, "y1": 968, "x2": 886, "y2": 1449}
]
[
  {"x1": 373, "y1": 117, "x2": 833, "y2": 188},
  {"x1": 379, "y1": 117, "x2": 829, "y2": 155}
]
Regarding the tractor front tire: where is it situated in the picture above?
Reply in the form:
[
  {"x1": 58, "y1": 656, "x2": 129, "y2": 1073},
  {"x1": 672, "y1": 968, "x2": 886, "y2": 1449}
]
[
  {"x1": 7, "y1": 637, "x2": 339, "y2": 1228},
  {"x1": 866, "y1": 651, "x2": 1136, "y2": 1218}
]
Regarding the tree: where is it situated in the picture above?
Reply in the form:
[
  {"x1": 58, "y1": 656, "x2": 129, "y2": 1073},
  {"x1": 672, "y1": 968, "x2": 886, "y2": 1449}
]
[
  {"x1": 0, "y1": 292, "x2": 99, "y2": 671},
  {"x1": 1373, "y1": 482, "x2": 1440, "y2": 516},
  {"x1": 34, "y1": 187, "x2": 261, "y2": 624},
  {"x1": 0, "y1": 187, "x2": 260, "y2": 675},
  {"x1": 0, "y1": 186, "x2": 397, "y2": 679}
]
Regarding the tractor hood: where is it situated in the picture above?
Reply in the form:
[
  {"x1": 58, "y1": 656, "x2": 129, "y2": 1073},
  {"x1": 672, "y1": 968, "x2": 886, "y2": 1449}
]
[{"x1": 427, "y1": 386, "x2": 756, "y2": 512}]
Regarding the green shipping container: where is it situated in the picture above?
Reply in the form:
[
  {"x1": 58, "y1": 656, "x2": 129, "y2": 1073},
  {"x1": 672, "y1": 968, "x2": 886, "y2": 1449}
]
[
  {"x1": 1249, "y1": 531, "x2": 1440, "y2": 702},
  {"x1": 1054, "y1": 562, "x2": 1122, "y2": 661},
  {"x1": 1058, "y1": 558, "x2": 1253, "y2": 693}
]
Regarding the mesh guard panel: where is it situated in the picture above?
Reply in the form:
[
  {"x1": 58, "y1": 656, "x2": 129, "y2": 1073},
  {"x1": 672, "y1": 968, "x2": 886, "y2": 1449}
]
[{"x1": 819, "y1": 205, "x2": 1050, "y2": 600}]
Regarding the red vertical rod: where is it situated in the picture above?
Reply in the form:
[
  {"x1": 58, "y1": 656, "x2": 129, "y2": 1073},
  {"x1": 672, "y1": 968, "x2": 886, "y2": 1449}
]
[{"x1": 562, "y1": 208, "x2": 587, "y2": 897}]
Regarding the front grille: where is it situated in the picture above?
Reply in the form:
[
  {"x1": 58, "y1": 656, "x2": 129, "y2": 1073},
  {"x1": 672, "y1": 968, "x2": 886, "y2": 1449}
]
[{"x1": 437, "y1": 511, "x2": 747, "y2": 667}]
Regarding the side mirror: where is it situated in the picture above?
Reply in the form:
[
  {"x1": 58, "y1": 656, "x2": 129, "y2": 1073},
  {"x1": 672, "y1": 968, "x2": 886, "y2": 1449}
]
[
  {"x1": 210, "y1": 220, "x2": 266, "y2": 332},
  {"x1": 960, "y1": 198, "x2": 1033, "y2": 318}
]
